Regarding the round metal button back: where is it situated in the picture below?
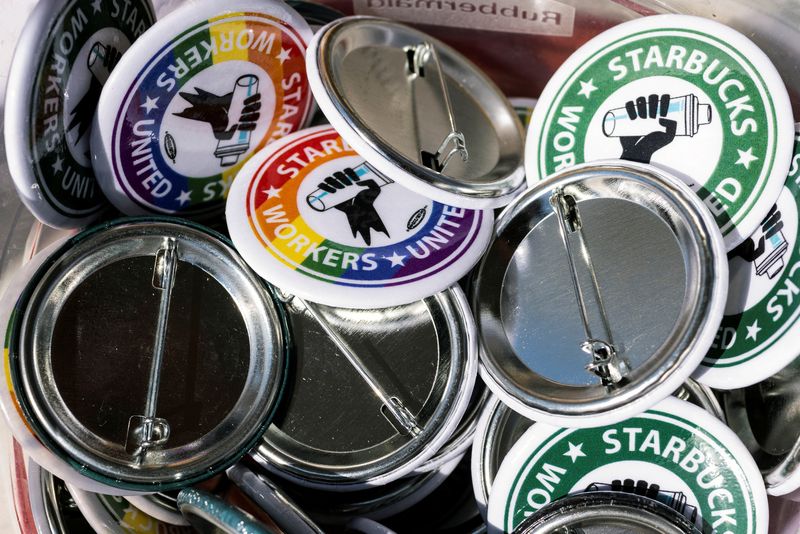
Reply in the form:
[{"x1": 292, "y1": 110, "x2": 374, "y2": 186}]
[
  {"x1": 723, "y1": 359, "x2": 800, "y2": 497},
  {"x1": 472, "y1": 160, "x2": 728, "y2": 427},
  {"x1": 7, "y1": 219, "x2": 287, "y2": 491},
  {"x1": 414, "y1": 381, "x2": 488, "y2": 474},
  {"x1": 253, "y1": 285, "x2": 477, "y2": 490},
  {"x1": 307, "y1": 17, "x2": 525, "y2": 208},
  {"x1": 512, "y1": 491, "x2": 700, "y2": 534}
]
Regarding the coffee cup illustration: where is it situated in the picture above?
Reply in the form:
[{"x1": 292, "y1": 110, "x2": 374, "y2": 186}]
[
  {"x1": 306, "y1": 163, "x2": 393, "y2": 211},
  {"x1": 214, "y1": 75, "x2": 260, "y2": 167},
  {"x1": 602, "y1": 94, "x2": 712, "y2": 138}
]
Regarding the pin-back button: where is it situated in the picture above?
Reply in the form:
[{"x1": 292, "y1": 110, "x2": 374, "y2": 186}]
[
  {"x1": 511, "y1": 490, "x2": 700, "y2": 534},
  {"x1": 486, "y1": 396, "x2": 768, "y2": 534},
  {"x1": 4, "y1": 0, "x2": 155, "y2": 228},
  {"x1": 306, "y1": 17, "x2": 525, "y2": 209},
  {"x1": 270, "y1": 451, "x2": 464, "y2": 524},
  {"x1": 1, "y1": 239, "x2": 141, "y2": 496},
  {"x1": 4, "y1": 219, "x2": 287, "y2": 491},
  {"x1": 177, "y1": 488, "x2": 275, "y2": 534},
  {"x1": 472, "y1": 160, "x2": 727, "y2": 428},
  {"x1": 525, "y1": 14, "x2": 794, "y2": 251},
  {"x1": 91, "y1": 0, "x2": 314, "y2": 217},
  {"x1": 227, "y1": 463, "x2": 324, "y2": 534},
  {"x1": 67, "y1": 481, "x2": 194, "y2": 534},
  {"x1": 696, "y1": 126, "x2": 800, "y2": 389},
  {"x1": 226, "y1": 125, "x2": 493, "y2": 309},
  {"x1": 252, "y1": 284, "x2": 477, "y2": 490},
  {"x1": 722, "y1": 359, "x2": 800, "y2": 497},
  {"x1": 471, "y1": 379, "x2": 725, "y2": 520}
]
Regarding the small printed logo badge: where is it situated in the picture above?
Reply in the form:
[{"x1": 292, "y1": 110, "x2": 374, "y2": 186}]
[
  {"x1": 164, "y1": 131, "x2": 177, "y2": 163},
  {"x1": 407, "y1": 206, "x2": 427, "y2": 231}
]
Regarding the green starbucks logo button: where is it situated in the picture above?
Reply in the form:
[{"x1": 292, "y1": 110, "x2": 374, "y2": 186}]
[
  {"x1": 487, "y1": 397, "x2": 768, "y2": 534},
  {"x1": 4, "y1": 0, "x2": 155, "y2": 228},
  {"x1": 525, "y1": 14, "x2": 794, "y2": 251},
  {"x1": 697, "y1": 129, "x2": 800, "y2": 389}
]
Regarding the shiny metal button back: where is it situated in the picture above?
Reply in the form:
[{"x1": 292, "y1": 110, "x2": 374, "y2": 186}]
[{"x1": 10, "y1": 219, "x2": 287, "y2": 491}]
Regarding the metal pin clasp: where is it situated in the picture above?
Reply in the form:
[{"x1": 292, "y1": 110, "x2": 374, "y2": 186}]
[
  {"x1": 405, "y1": 42, "x2": 468, "y2": 173},
  {"x1": 549, "y1": 189, "x2": 628, "y2": 387},
  {"x1": 125, "y1": 238, "x2": 177, "y2": 460},
  {"x1": 294, "y1": 296, "x2": 422, "y2": 437}
]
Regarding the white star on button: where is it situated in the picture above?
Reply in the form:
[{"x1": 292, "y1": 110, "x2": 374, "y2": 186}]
[
  {"x1": 564, "y1": 441, "x2": 586, "y2": 463},
  {"x1": 51, "y1": 156, "x2": 64, "y2": 173},
  {"x1": 735, "y1": 147, "x2": 759, "y2": 170},
  {"x1": 384, "y1": 251, "x2": 406, "y2": 267},
  {"x1": 91, "y1": 0, "x2": 102, "y2": 13},
  {"x1": 745, "y1": 319, "x2": 761, "y2": 341},
  {"x1": 141, "y1": 96, "x2": 159, "y2": 114},
  {"x1": 176, "y1": 190, "x2": 192, "y2": 206},
  {"x1": 263, "y1": 186, "x2": 281, "y2": 199},
  {"x1": 577, "y1": 79, "x2": 598, "y2": 99},
  {"x1": 277, "y1": 48, "x2": 291, "y2": 64}
]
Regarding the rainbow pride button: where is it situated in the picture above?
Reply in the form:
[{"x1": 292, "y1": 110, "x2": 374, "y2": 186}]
[
  {"x1": 91, "y1": 0, "x2": 313, "y2": 217},
  {"x1": 226, "y1": 125, "x2": 494, "y2": 309}
]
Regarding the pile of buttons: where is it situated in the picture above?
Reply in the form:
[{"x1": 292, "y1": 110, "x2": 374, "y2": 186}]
[{"x1": 2, "y1": 0, "x2": 799, "y2": 532}]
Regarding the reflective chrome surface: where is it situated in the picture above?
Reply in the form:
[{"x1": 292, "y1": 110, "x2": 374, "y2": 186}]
[
  {"x1": 312, "y1": 17, "x2": 525, "y2": 204},
  {"x1": 473, "y1": 162, "x2": 724, "y2": 421},
  {"x1": 11, "y1": 220, "x2": 287, "y2": 490},
  {"x1": 255, "y1": 286, "x2": 476, "y2": 488},
  {"x1": 724, "y1": 356, "x2": 800, "y2": 491},
  {"x1": 414, "y1": 381, "x2": 488, "y2": 474},
  {"x1": 513, "y1": 491, "x2": 697, "y2": 534}
]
